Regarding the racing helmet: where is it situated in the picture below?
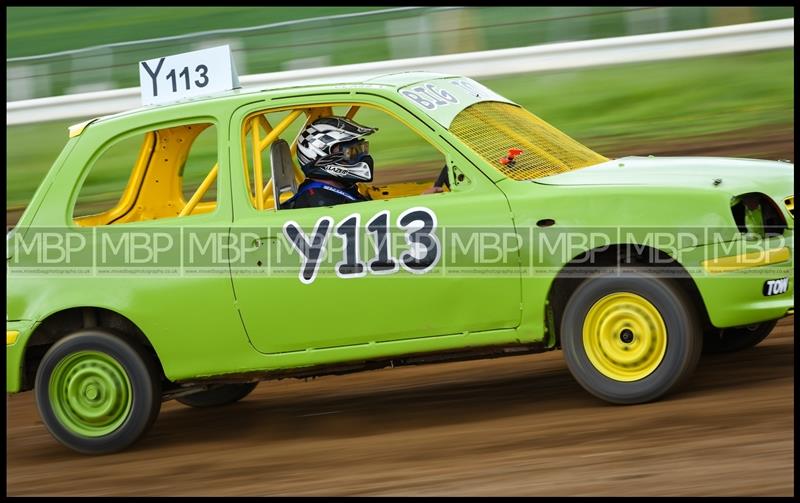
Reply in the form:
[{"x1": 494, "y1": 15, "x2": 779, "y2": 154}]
[{"x1": 296, "y1": 116, "x2": 378, "y2": 184}]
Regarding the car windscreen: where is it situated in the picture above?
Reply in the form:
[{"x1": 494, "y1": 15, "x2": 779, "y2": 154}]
[{"x1": 449, "y1": 101, "x2": 608, "y2": 181}]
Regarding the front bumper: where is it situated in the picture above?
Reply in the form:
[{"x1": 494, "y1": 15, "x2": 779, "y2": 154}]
[{"x1": 683, "y1": 238, "x2": 794, "y2": 328}]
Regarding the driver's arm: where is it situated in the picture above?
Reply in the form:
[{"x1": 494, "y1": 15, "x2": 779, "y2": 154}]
[{"x1": 423, "y1": 165, "x2": 450, "y2": 194}]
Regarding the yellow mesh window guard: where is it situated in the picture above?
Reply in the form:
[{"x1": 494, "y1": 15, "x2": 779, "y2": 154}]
[{"x1": 450, "y1": 102, "x2": 608, "y2": 181}]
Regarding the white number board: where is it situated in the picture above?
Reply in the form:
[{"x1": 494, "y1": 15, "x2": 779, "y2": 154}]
[{"x1": 139, "y1": 45, "x2": 240, "y2": 106}]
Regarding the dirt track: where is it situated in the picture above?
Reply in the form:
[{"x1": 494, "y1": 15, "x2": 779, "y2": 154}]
[{"x1": 6, "y1": 316, "x2": 793, "y2": 496}]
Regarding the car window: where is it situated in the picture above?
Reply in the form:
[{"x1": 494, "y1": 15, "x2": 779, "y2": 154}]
[
  {"x1": 449, "y1": 101, "x2": 608, "y2": 181},
  {"x1": 241, "y1": 104, "x2": 449, "y2": 211},
  {"x1": 72, "y1": 134, "x2": 143, "y2": 220},
  {"x1": 73, "y1": 122, "x2": 219, "y2": 226}
]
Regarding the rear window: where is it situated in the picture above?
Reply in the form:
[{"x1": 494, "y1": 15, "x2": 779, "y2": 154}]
[{"x1": 449, "y1": 102, "x2": 608, "y2": 181}]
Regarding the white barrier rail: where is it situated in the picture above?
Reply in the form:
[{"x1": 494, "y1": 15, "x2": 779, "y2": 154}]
[{"x1": 6, "y1": 18, "x2": 793, "y2": 126}]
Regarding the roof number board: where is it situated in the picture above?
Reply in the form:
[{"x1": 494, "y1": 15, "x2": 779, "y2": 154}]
[{"x1": 139, "y1": 45, "x2": 240, "y2": 106}]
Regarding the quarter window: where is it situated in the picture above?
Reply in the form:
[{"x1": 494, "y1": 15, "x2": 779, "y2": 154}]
[{"x1": 73, "y1": 122, "x2": 219, "y2": 226}]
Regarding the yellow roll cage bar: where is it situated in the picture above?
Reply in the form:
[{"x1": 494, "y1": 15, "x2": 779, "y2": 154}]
[
  {"x1": 182, "y1": 105, "x2": 360, "y2": 215},
  {"x1": 246, "y1": 105, "x2": 371, "y2": 211}
]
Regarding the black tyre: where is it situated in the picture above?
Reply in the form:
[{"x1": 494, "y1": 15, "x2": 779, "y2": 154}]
[
  {"x1": 176, "y1": 382, "x2": 258, "y2": 408},
  {"x1": 34, "y1": 330, "x2": 162, "y2": 455},
  {"x1": 703, "y1": 320, "x2": 779, "y2": 354},
  {"x1": 560, "y1": 271, "x2": 702, "y2": 404}
]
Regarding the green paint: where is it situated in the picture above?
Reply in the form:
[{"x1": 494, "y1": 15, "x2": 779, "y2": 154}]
[
  {"x1": 48, "y1": 351, "x2": 132, "y2": 437},
  {"x1": 7, "y1": 71, "x2": 793, "y2": 394}
]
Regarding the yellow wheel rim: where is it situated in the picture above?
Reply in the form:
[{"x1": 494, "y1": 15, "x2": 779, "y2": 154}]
[{"x1": 582, "y1": 292, "x2": 667, "y2": 382}]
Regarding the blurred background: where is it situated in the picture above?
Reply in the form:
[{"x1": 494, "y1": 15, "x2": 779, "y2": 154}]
[{"x1": 6, "y1": 6, "x2": 794, "y2": 216}]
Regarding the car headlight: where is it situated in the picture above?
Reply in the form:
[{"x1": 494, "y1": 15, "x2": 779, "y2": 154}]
[{"x1": 731, "y1": 193, "x2": 788, "y2": 238}]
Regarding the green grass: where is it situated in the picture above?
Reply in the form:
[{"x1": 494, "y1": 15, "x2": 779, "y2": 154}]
[
  {"x1": 6, "y1": 49, "x2": 793, "y2": 210},
  {"x1": 7, "y1": 7, "x2": 793, "y2": 98},
  {"x1": 6, "y1": 7, "x2": 386, "y2": 58},
  {"x1": 8, "y1": 7, "x2": 792, "y2": 58},
  {"x1": 483, "y1": 49, "x2": 794, "y2": 141}
]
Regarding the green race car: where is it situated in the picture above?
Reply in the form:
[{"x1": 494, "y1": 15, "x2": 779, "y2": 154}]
[{"x1": 6, "y1": 72, "x2": 794, "y2": 454}]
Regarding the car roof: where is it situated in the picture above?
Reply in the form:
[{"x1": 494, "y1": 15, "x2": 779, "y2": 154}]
[{"x1": 85, "y1": 71, "x2": 455, "y2": 127}]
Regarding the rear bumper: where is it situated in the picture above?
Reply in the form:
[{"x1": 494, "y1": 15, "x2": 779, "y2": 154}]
[{"x1": 6, "y1": 320, "x2": 36, "y2": 393}]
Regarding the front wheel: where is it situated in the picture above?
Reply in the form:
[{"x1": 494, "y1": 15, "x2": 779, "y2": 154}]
[
  {"x1": 176, "y1": 382, "x2": 258, "y2": 408},
  {"x1": 703, "y1": 320, "x2": 778, "y2": 354},
  {"x1": 560, "y1": 272, "x2": 702, "y2": 404},
  {"x1": 34, "y1": 330, "x2": 162, "y2": 455}
]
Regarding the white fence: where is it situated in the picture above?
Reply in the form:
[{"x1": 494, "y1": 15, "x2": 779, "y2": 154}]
[{"x1": 6, "y1": 18, "x2": 793, "y2": 126}]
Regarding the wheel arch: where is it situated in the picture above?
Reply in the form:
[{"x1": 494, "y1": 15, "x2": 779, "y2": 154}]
[
  {"x1": 546, "y1": 243, "x2": 713, "y2": 347},
  {"x1": 20, "y1": 306, "x2": 166, "y2": 392}
]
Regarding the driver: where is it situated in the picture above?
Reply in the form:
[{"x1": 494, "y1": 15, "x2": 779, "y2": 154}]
[{"x1": 283, "y1": 116, "x2": 377, "y2": 209}]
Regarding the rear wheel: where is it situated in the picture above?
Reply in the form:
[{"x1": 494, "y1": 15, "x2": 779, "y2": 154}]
[
  {"x1": 176, "y1": 382, "x2": 258, "y2": 408},
  {"x1": 560, "y1": 271, "x2": 702, "y2": 404},
  {"x1": 703, "y1": 320, "x2": 778, "y2": 354},
  {"x1": 34, "y1": 330, "x2": 161, "y2": 455}
]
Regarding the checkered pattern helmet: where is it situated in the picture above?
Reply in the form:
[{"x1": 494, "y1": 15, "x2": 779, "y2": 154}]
[{"x1": 296, "y1": 116, "x2": 377, "y2": 184}]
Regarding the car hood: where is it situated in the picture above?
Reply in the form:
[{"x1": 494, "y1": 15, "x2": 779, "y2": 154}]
[{"x1": 534, "y1": 156, "x2": 793, "y2": 197}]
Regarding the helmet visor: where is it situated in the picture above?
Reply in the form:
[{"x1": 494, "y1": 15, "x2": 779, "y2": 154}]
[{"x1": 332, "y1": 140, "x2": 369, "y2": 162}]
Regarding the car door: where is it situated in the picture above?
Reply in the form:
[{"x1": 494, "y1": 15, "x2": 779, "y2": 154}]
[{"x1": 228, "y1": 96, "x2": 522, "y2": 354}]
